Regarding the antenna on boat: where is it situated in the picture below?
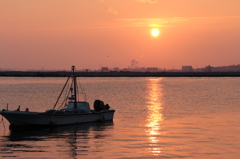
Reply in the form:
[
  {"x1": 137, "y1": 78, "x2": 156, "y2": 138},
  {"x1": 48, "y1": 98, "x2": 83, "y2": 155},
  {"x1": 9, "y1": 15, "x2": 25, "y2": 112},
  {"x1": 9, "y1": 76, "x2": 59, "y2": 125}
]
[{"x1": 72, "y1": 65, "x2": 77, "y2": 109}]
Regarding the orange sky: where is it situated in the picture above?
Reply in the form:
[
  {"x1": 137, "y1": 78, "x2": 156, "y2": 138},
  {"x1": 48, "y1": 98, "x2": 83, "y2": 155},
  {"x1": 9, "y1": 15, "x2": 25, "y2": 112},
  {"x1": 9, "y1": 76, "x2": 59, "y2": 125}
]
[{"x1": 1, "y1": 0, "x2": 240, "y2": 70}]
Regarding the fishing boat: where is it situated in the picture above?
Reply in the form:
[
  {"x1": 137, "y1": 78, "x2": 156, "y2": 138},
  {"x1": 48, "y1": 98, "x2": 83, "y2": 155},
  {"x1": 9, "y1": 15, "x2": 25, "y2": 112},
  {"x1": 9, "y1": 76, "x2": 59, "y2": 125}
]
[{"x1": 0, "y1": 66, "x2": 115, "y2": 128}]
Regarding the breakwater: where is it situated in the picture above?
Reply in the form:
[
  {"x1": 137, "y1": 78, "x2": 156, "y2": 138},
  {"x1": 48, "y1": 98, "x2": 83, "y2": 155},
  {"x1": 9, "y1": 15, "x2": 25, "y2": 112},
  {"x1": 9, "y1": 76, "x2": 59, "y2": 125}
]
[{"x1": 1, "y1": 71, "x2": 240, "y2": 77}]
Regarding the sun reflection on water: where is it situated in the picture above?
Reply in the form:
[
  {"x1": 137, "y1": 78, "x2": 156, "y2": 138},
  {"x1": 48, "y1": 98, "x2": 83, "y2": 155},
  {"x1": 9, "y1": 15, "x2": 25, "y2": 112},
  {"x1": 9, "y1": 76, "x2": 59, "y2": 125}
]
[{"x1": 145, "y1": 78, "x2": 164, "y2": 156}]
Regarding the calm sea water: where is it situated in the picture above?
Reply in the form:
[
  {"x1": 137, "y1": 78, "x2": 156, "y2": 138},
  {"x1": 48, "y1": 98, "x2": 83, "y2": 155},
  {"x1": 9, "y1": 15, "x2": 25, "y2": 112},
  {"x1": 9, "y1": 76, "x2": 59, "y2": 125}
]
[{"x1": 0, "y1": 77, "x2": 240, "y2": 159}]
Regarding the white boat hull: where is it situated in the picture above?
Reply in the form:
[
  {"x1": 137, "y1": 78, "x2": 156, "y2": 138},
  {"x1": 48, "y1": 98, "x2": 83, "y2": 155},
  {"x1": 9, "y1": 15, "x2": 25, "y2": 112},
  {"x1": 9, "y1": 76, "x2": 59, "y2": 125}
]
[{"x1": 0, "y1": 110, "x2": 115, "y2": 127}]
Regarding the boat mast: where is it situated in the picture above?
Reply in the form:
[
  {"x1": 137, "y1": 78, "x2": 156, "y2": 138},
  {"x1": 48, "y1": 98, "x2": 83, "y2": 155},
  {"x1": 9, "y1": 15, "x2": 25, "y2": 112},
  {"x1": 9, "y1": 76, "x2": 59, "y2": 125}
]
[
  {"x1": 72, "y1": 65, "x2": 77, "y2": 109},
  {"x1": 53, "y1": 76, "x2": 71, "y2": 109}
]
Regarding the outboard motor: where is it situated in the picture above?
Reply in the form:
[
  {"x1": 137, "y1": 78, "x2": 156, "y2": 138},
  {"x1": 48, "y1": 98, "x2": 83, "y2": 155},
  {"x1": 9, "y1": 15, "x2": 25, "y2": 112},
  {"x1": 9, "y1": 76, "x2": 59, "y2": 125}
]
[{"x1": 94, "y1": 100, "x2": 105, "y2": 112}]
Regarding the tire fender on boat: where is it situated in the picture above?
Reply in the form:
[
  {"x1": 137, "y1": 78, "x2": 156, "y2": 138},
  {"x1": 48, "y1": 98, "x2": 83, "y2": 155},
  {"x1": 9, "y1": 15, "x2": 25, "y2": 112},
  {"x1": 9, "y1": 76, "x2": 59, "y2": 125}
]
[{"x1": 99, "y1": 115, "x2": 105, "y2": 122}]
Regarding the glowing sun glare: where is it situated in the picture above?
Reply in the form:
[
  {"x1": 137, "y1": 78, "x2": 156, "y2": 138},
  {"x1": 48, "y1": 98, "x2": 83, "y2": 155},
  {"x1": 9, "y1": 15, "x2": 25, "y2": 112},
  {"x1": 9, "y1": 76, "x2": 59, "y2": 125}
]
[{"x1": 151, "y1": 29, "x2": 160, "y2": 37}]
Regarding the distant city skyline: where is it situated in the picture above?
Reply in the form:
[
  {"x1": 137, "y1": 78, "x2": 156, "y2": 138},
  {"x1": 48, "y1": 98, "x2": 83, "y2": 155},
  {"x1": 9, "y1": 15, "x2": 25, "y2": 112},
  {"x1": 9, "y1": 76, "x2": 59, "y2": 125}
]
[
  {"x1": 1, "y1": 1, "x2": 240, "y2": 70},
  {"x1": 2, "y1": 63, "x2": 240, "y2": 73}
]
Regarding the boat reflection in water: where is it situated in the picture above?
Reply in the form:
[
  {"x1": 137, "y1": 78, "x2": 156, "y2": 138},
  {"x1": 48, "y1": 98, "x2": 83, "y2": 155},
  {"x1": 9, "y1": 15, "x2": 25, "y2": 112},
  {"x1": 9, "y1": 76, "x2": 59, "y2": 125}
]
[
  {"x1": 1, "y1": 121, "x2": 113, "y2": 158},
  {"x1": 145, "y1": 78, "x2": 164, "y2": 156}
]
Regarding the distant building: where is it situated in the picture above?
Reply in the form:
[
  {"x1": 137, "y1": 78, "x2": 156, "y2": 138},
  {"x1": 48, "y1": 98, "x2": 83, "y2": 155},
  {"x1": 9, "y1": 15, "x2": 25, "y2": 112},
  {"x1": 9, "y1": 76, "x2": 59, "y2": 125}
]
[
  {"x1": 182, "y1": 66, "x2": 193, "y2": 72},
  {"x1": 113, "y1": 67, "x2": 120, "y2": 72},
  {"x1": 146, "y1": 67, "x2": 158, "y2": 72},
  {"x1": 121, "y1": 68, "x2": 130, "y2": 72},
  {"x1": 139, "y1": 67, "x2": 146, "y2": 72},
  {"x1": 208, "y1": 65, "x2": 240, "y2": 72},
  {"x1": 101, "y1": 67, "x2": 109, "y2": 72},
  {"x1": 205, "y1": 65, "x2": 213, "y2": 72}
]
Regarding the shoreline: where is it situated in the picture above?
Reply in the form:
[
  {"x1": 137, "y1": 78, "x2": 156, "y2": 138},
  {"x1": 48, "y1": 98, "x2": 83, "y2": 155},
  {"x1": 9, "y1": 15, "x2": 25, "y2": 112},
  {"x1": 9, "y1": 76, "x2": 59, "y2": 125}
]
[{"x1": 1, "y1": 71, "x2": 240, "y2": 77}]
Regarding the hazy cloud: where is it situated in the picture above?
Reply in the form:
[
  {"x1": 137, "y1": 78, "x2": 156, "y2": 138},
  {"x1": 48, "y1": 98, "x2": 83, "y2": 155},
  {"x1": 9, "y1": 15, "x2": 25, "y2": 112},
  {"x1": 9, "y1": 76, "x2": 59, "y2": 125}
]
[
  {"x1": 108, "y1": 7, "x2": 118, "y2": 15},
  {"x1": 136, "y1": 0, "x2": 158, "y2": 3},
  {"x1": 98, "y1": 0, "x2": 118, "y2": 16},
  {"x1": 120, "y1": 17, "x2": 189, "y2": 27}
]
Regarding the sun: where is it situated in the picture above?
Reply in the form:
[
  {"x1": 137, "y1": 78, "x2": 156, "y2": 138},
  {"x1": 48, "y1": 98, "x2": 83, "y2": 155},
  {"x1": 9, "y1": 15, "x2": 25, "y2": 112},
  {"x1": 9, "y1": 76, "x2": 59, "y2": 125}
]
[{"x1": 151, "y1": 29, "x2": 160, "y2": 37}]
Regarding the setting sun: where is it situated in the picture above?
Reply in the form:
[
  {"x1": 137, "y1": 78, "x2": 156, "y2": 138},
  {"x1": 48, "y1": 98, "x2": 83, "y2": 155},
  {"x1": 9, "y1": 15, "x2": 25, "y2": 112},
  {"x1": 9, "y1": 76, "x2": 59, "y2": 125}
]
[{"x1": 151, "y1": 29, "x2": 160, "y2": 37}]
